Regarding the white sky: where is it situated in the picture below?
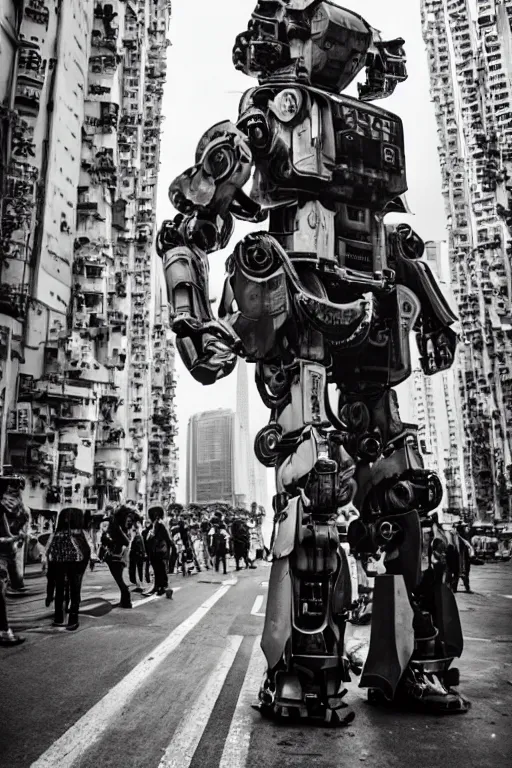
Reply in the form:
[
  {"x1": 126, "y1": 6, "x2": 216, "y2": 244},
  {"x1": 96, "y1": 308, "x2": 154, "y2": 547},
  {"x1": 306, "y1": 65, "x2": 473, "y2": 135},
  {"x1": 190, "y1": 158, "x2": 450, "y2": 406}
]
[{"x1": 157, "y1": 0, "x2": 447, "y2": 505}]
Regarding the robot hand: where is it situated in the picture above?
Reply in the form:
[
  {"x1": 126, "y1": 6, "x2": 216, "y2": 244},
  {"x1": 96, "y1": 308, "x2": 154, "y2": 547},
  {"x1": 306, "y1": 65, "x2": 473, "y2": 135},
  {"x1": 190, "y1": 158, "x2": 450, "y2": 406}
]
[
  {"x1": 172, "y1": 315, "x2": 244, "y2": 357},
  {"x1": 176, "y1": 332, "x2": 239, "y2": 386}
]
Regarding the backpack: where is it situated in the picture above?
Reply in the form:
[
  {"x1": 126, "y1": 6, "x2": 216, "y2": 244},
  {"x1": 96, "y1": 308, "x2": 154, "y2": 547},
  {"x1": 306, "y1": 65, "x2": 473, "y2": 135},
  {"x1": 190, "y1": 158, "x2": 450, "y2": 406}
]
[{"x1": 213, "y1": 530, "x2": 227, "y2": 554}]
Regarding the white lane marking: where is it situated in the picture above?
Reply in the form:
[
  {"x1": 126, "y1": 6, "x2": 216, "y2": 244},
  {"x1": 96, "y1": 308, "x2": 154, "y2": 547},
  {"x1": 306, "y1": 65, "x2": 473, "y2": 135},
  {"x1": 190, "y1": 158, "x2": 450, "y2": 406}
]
[
  {"x1": 465, "y1": 637, "x2": 492, "y2": 643},
  {"x1": 250, "y1": 595, "x2": 264, "y2": 616},
  {"x1": 158, "y1": 635, "x2": 244, "y2": 768},
  {"x1": 260, "y1": 581, "x2": 269, "y2": 588},
  {"x1": 219, "y1": 636, "x2": 266, "y2": 768},
  {"x1": 30, "y1": 585, "x2": 232, "y2": 768}
]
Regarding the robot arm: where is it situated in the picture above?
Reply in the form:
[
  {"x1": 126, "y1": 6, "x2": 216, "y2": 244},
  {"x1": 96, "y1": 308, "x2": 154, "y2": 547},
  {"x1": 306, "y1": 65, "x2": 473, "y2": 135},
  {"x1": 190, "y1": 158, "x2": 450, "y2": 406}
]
[
  {"x1": 387, "y1": 224, "x2": 458, "y2": 376},
  {"x1": 358, "y1": 32, "x2": 408, "y2": 102},
  {"x1": 157, "y1": 121, "x2": 266, "y2": 385}
]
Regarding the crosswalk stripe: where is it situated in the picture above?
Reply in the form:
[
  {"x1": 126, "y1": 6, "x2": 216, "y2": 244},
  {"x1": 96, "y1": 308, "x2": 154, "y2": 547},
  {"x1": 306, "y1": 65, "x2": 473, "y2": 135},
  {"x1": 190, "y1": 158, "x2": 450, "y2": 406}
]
[
  {"x1": 30, "y1": 585, "x2": 232, "y2": 768},
  {"x1": 250, "y1": 595, "x2": 264, "y2": 616},
  {"x1": 219, "y1": 636, "x2": 266, "y2": 768},
  {"x1": 158, "y1": 635, "x2": 244, "y2": 768}
]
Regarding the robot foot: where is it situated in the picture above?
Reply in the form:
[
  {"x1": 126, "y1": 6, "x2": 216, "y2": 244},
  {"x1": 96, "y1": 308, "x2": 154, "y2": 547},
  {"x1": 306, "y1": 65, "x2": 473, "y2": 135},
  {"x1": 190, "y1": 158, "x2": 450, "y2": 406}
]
[
  {"x1": 258, "y1": 676, "x2": 355, "y2": 728},
  {"x1": 368, "y1": 666, "x2": 470, "y2": 715}
]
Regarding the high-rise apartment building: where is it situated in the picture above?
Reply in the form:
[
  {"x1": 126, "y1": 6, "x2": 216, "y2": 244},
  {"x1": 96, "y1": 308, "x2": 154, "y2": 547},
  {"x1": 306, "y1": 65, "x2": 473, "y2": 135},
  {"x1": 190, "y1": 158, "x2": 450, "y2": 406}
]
[
  {"x1": 421, "y1": 0, "x2": 512, "y2": 522},
  {"x1": 187, "y1": 409, "x2": 237, "y2": 505},
  {"x1": 186, "y1": 393, "x2": 268, "y2": 509},
  {"x1": 0, "y1": 1, "x2": 177, "y2": 518}
]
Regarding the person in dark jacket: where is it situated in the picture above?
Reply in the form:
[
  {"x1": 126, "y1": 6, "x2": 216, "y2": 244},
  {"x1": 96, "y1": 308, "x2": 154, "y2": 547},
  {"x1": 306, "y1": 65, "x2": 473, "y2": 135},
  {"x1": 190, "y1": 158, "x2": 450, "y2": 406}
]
[
  {"x1": 101, "y1": 505, "x2": 133, "y2": 608},
  {"x1": 167, "y1": 516, "x2": 179, "y2": 574},
  {"x1": 454, "y1": 523, "x2": 474, "y2": 593},
  {"x1": 46, "y1": 508, "x2": 91, "y2": 631},
  {"x1": 141, "y1": 520, "x2": 153, "y2": 583},
  {"x1": 210, "y1": 523, "x2": 229, "y2": 575},
  {"x1": 145, "y1": 506, "x2": 172, "y2": 595},
  {"x1": 231, "y1": 518, "x2": 252, "y2": 570},
  {"x1": 179, "y1": 519, "x2": 201, "y2": 575},
  {"x1": 129, "y1": 519, "x2": 146, "y2": 592}
]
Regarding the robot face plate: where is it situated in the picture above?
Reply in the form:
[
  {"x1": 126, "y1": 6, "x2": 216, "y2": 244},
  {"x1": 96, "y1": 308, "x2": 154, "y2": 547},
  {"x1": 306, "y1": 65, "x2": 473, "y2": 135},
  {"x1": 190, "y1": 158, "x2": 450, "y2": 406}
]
[{"x1": 234, "y1": 1, "x2": 373, "y2": 94}]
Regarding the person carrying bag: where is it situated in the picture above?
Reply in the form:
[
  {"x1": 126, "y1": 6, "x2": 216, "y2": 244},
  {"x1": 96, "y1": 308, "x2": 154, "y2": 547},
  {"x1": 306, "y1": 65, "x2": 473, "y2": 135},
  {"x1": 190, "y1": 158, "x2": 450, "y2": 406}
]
[
  {"x1": 101, "y1": 506, "x2": 133, "y2": 609},
  {"x1": 46, "y1": 508, "x2": 91, "y2": 631}
]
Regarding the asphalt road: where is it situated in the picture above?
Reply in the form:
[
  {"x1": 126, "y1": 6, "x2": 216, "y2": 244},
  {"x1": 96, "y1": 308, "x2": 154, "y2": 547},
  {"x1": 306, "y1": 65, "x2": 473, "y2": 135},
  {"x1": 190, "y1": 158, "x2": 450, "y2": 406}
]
[{"x1": 1, "y1": 559, "x2": 511, "y2": 768}]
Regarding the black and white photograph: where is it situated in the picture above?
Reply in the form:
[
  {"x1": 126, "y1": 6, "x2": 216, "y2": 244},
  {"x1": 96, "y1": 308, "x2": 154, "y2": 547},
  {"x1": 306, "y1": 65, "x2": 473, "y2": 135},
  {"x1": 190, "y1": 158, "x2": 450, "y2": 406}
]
[{"x1": 0, "y1": 1, "x2": 511, "y2": 766}]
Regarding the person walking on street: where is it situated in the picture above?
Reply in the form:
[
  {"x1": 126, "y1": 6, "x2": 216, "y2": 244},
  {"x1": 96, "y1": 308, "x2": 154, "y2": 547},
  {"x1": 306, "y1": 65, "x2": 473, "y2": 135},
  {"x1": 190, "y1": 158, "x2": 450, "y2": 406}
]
[
  {"x1": 167, "y1": 516, "x2": 179, "y2": 574},
  {"x1": 454, "y1": 523, "x2": 474, "y2": 594},
  {"x1": 0, "y1": 477, "x2": 29, "y2": 592},
  {"x1": 145, "y1": 506, "x2": 172, "y2": 596},
  {"x1": 200, "y1": 518, "x2": 212, "y2": 570},
  {"x1": 129, "y1": 519, "x2": 146, "y2": 593},
  {"x1": 45, "y1": 508, "x2": 91, "y2": 631},
  {"x1": 141, "y1": 520, "x2": 153, "y2": 584},
  {"x1": 210, "y1": 522, "x2": 229, "y2": 575},
  {"x1": 101, "y1": 505, "x2": 133, "y2": 608},
  {"x1": 231, "y1": 517, "x2": 251, "y2": 571},
  {"x1": 0, "y1": 500, "x2": 25, "y2": 647}
]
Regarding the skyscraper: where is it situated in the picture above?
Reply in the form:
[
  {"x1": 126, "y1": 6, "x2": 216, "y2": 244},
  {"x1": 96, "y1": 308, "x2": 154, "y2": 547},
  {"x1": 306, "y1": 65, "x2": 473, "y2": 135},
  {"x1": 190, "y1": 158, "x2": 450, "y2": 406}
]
[
  {"x1": 187, "y1": 409, "x2": 237, "y2": 505},
  {"x1": 0, "y1": 1, "x2": 177, "y2": 516},
  {"x1": 421, "y1": 0, "x2": 512, "y2": 522}
]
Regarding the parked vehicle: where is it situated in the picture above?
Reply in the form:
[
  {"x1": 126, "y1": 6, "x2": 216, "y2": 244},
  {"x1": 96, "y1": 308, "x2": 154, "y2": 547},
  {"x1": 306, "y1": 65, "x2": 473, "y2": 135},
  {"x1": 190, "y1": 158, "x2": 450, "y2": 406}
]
[
  {"x1": 470, "y1": 522, "x2": 499, "y2": 562},
  {"x1": 496, "y1": 525, "x2": 512, "y2": 562}
]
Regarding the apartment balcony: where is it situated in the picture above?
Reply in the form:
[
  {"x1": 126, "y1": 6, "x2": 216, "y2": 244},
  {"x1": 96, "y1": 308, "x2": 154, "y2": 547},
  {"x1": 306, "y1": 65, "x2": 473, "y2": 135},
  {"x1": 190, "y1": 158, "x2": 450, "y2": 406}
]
[
  {"x1": 88, "y1": 83, "x2": 111, "y2": 97},
  {"x1": 123, "y1": 30, "x2": 139, "y2": 49},
  {"x1": 17, "y1": 48, "x2": 46, "y2": 87},
  {"x1": 0, "y1": 283, "x2": 29, "y2": 321},
  {"x1": 107, "y1": 310, "x2": 128, "y2": 329},
  {"x1": 94, "y1": 465, "x2": 118, "y2": 488},
  {"x1": 91, "y1": 30, "x2": 118, "y2": 54},
  {"x1": 24, "y1": 0, "x2": 49, "y2": 26},
  {"x1": 57, "y1": 402, "x2": 96, "y2": 423},
  {"x1": 89, "y1": 55, "x2": 118, "y2": 75},
  {"x1": 14, "y1": 80, "x2": 42, "y2": 116},
  {"x1": 96, "y1": 427, "x2": 126, "y2": 448},
  {"x1": 58, "y1": 458, "x2": 77, "y2": 475}
]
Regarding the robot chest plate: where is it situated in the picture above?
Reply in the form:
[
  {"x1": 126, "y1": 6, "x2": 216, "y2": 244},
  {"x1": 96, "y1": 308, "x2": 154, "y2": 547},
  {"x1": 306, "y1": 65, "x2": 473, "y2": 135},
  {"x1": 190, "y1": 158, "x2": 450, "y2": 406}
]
[{"x1": 253, "y1": 87, "x2": 407, "y2": 209}]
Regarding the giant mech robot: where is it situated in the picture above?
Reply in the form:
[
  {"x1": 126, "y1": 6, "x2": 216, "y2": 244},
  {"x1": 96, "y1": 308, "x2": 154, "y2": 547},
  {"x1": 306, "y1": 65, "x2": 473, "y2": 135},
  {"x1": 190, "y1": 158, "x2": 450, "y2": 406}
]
[{"x1": 157, "y1": 1, "x2": 468, "y2": 721}]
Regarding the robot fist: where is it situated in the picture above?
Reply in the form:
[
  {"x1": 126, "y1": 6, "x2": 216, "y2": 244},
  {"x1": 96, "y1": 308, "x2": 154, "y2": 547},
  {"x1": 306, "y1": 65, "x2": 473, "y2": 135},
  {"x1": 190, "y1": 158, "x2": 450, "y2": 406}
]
[{"x1": 176, "y1": 333, "x2": 238, "y2": 386}]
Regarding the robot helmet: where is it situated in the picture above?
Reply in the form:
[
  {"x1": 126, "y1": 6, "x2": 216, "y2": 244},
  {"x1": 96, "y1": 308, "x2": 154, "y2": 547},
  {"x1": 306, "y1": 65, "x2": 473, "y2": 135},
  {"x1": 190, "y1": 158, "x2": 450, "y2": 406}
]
[{"x1": 233, "y1": 1, "x2": 374, "y2": 94}]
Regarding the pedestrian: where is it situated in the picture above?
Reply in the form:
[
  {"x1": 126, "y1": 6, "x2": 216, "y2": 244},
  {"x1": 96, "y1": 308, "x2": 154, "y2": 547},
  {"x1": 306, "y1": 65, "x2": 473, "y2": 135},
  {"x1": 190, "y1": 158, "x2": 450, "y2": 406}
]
[
  {"x1": 210, "y1": 522, "x2": 229, "y2": 575},
  {"x1": 0, "y1": 502, "x2": 25, "y2": 647},
  {"x1": 101, "y1": 505, "x2": 133, "y2": 609},
  {"x1": 141, "y1": 520, "x2": 153, "y2": 584},
  {"x1": 144, "y1": 506, "x2": 172, "y2": 596},
  {"x1": 0, "y1": 476, "x2": 29, "y2": 592},
  {"x1": 45, "y1": 508, "x2": 91, "y2": 631},
  {"x1": 177, "y1": 518, "x2": 201, "y2": 576},
  {"x1": 231, "y1": 517, "x2": 252, "y2": 570},
  {"x1": 167, "y1": 516, "x2": 179, "y2": 574},
  {"x1": 129, "y1": 519, "x2": 146, "y2": 593},
  {"x1": 454, "y1": 523, "x2": 474, "y2": 594},
  {"x1": 200, "y1": 518, "x2": 212, "y2": 570}
]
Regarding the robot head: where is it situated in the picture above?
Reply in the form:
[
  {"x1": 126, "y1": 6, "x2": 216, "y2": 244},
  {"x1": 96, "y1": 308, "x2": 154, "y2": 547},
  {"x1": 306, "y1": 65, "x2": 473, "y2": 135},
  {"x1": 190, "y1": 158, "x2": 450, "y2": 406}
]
[{"x1": 233, "y1": 1, "x2": 374, "y2": 94}]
